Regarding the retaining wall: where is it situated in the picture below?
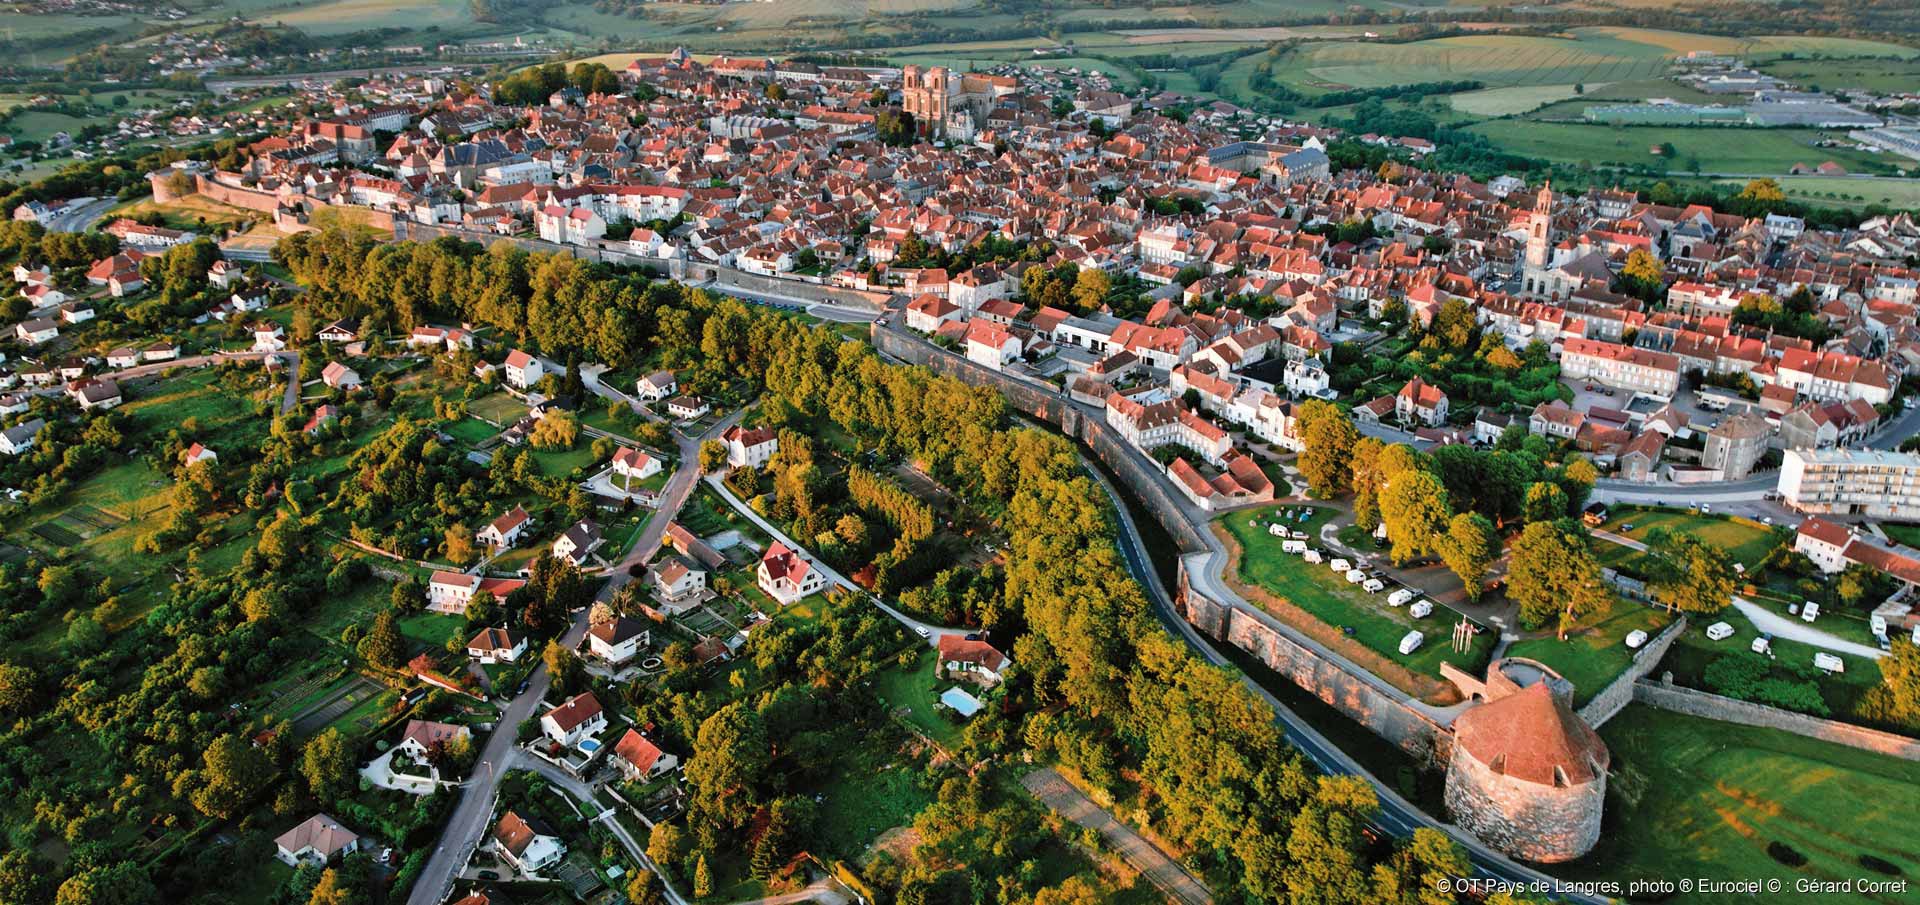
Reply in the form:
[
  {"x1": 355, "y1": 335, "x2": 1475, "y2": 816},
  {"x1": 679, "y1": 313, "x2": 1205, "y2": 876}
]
[
  {"x1": 1578, "y1": 616, "x2": 1688, "y2": 728},
  {"x1": 1633, "y1": 679, "x2": 1920, "y2": 760}
]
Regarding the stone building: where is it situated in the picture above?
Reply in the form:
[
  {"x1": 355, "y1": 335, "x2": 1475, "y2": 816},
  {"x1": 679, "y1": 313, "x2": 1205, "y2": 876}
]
[{"x1": 1442, "y1": 659, "x2": 1609, "y2": 863}]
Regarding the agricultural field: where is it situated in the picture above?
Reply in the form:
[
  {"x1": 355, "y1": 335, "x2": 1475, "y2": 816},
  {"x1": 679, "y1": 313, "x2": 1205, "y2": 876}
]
[
  {"x1": 1714, "y1": 176, "x2": 1920, "y2": 210},
  {"x1": 1466, "y1": 119, "x2": 1887, "y2": 175},
  {"x1": 1756, "y1": 56, "x2": 1920, "y2": 95},
  {"x1": 1449, "y1": 83, "x2": 1592, "y2": 117},
  {"x1": 1562, "y1": 706, "x2": 1920, "y2": 903}
]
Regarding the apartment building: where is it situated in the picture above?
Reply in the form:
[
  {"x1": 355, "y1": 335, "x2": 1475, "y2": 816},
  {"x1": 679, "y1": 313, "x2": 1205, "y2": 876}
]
[{"x1": 1779, "y1": 449, "x2": 1920, "y2": 519}]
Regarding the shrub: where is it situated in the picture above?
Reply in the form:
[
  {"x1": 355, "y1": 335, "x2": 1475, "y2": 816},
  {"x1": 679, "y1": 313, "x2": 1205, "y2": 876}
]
[
  {"x1": 1767, "y1": 841, "x2": 1807, "y2": 867},
  {"x1": 1859, "y1": 854, "x2": 1901, "y2": 876}
]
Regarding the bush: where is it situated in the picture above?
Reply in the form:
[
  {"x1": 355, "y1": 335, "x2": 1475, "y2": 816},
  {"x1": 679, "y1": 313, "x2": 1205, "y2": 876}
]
[
  {"x1": 1767, "y1": 841, "x2": 1807, "y2": 867},
  {"x1": 1859, "y1": 854, "x2": 1901, "y2": 876}
]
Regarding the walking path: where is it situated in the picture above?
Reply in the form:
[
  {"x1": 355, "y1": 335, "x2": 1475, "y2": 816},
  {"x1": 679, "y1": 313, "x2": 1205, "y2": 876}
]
[
  {"x1": 1730, "y1": 597, "x2": 1888, "y2": 660},
  {"x1": 1022, "y1": 768, "x2": 1211, "y2": 905}
]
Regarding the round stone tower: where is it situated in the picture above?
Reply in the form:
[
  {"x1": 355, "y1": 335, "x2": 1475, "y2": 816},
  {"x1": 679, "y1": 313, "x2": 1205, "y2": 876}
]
[{"x1": 1443, "y1": 669, "x2": 1608, "y2": 863}]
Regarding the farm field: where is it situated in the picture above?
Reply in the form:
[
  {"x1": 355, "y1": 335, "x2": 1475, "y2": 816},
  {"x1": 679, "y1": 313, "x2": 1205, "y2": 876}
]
[
  {"x1": 1714, "y1": 176, "x2": 1920, "y2": 210},
  {"x1": 1466, "y1": 119, "x2": 1886, "y2": 175},
  {"x1": 1217, "y1": 504, "x2": 1496, "y2": 701},
  {"x1": 1756, "y1": 57, "x2": 1920, "y2": 95},
  {"x1": 1448, "y1": 83, "x2": 1594, "y2": 116},
  {"x1": 1560, "y1": 706, "x2": 1920, "y2": 903}
]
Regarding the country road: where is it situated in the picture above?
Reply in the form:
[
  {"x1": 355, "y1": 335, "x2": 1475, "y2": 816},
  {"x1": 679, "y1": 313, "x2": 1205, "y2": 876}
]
[{"x1": 1023, "y1": 768, "x2": 1212, "y2": 905}]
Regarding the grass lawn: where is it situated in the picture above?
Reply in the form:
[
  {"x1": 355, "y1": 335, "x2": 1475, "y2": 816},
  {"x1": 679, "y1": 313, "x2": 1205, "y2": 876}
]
[
  {"x1": 1878, "y1": 523, "x2": 1920, "y2": 550},
  {"x1": 1504, "y1": 600, "x2": 1671, "y2": 706},
  {"x1": 874, "y1": 651, "x2": 966, "y2": 748},
  {"x1": 468, "y1": 392, "x2": 529, "y2": 425},
  {"x1": 397, "y1": 611, "x2": 462, "y2": 656},
  {"x1": 530, "y1": 443, "x2": 598, "y2": 479},
  {"x1": 806, "y1": 739, "x2": 936, "y2": 862},
  {"x1": 1558, "y1": 705, "x2": 1920, "y2": 903},
  {"x1": 443, "y1": 417, "x2": 500, "y2": 446},
  {"x1": 1218, "y1": 505, "x2": 1496, "y2": 697},
  {"x1": 1661, "y1": 610, "x2": 1885, "y2": 722},
  {"x1": 1599, "y1": 506, "x2": 1780, "y2": 571}
]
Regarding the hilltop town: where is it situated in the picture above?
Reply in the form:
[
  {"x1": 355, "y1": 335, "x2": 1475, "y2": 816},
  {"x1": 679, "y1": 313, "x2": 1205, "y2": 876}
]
[{"x1": 1, "y1": 41, "x2": 1918, "y2": 905}]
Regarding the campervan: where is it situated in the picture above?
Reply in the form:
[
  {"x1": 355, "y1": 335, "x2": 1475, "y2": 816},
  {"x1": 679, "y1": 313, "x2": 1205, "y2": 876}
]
[
  {"x1": 1624, "y1": 630, "x2": 1648, "y2": 650},
  {"x1": 1281, "y1": 539, "x2": 1306, "y2": 554},
  {"x1": 1363, "y1": 578, "x2": 1386, "y2": 594},
  {"x1": 1814, "y1": 652, "x2": 1844, "y2": 674},
  {"x1": 1387, "y1": 588, "x2": 1415, "y2": 607},
  {"x1": 1751, "y1": 636, "x2": 1772, "y2": 655},
  {"x1": 1706, "y1": 621, "x2": 1735, "y2": 641},
  {"x1": 1302, "y1": 549, "x2": 1323, "y2": 564},
  {"x1": 1345, "y1": 569, "x2": 1366, "y2": 584},
  {"x1": 1329, "y1": 558, "x2": 1351, "y2": 573},
  {"x1": 1398, "y1": 631, "x2": 1424, "y2": 655},
  {"x1": 1267, "y1": 523, "x2": 1286, "y2": 537},
  {"x1": 1408, "y1": 600, "x2": 1433, "y2": 619},
  {"x1": 1802, "y1": 602, "x2": 1820, "y2": 623}
]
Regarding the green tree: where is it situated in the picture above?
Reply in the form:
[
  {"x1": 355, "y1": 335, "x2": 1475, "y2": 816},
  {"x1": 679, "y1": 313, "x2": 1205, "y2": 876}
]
[
  {"x1": 693, "y1": 853, "x2": 714, "y2": 899},
  {"x1": 182, "y1": 733, "x2": 273, "y2": 819},
  {"x1": 301, "y1": 728, "x2": 356, "y2": 801},
  {"x1": 306, "y1": 868, "x2": 362, "y2": 905},
  {"x1": 544, "y1": 640, "x2": 584, "y2": 696},
  {"x1": 1739, "y1": 178, "x2": 1787, "y2": 203},
  {"x1": 1069, "y1": 267, "x2": 1110, "y2": 313},
  {"x1": 0, "y1": 662, "x2": 36, "y2": 716},
  {"x1": 1297, "y1": 401, "x2": 1359, "y2": 497},
  {"x1": 686, "y1": 701, "x2": 771, "y2": 831},
  {"x1": 1523, "y1": 481, "x2": 1567, "y2": 523},
  {"x1": 626, "y1": 870, "x2": 662, "y2": 905},
  {"x1": 648, "y1": 822, "x2": 688, "y2": 878},
  {"x1": 1508, "y1": 520, "x2": 1611, "y2": 640},
  {"x1": 1643, "y1": 528, "x2": 1736, "y2": 616},
  {"x1": 1378, "y1": 470, "x2": 1450, "y2": 566},
  {"x1": 1370, "y1": 828, "x2": 1471, "y2": 905},
  {"x1": 1435, "y1": 513, "x2": 1499, "y2": 602},
  {"x1": 357, "y1": 610, "x2": 405, "y2": 669},
  {"x1": 54, "y1": 863, "x2": 156, "y2": 905},
  {"x1": 700, "y1": 439, "x2": 729, "y2": 473},
  {"x1": 1872, "y1": 639, "x2": 1920, "y2": 727},
  {"x1": 1282, "y1": 775, "x2": 1378, "y2": 905}
]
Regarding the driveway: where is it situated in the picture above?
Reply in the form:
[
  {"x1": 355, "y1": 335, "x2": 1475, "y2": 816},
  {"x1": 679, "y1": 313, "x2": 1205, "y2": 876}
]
[{"x1": 1730, "y1": 597, "x2": 1888, "y2": 660}]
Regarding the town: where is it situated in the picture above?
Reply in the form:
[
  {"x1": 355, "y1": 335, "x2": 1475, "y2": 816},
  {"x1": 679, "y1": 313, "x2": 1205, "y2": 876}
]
[{"x1": 0, "y1": 27, "x2": 1918, "y2": 905}]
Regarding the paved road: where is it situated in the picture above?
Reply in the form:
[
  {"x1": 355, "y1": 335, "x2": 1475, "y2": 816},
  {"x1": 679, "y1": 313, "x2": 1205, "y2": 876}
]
[
  {"x1": 702, "y1": 474, "x2": 958, "y2": 646},
  {"x1": 406, "y1": 412, "x2": 740, "y2": 905},
  {"x1": 1867, "y1": 402, "x2": 1920, "y2": 450},
  {"x1": 1023, "y1": 768, "x2": 1212, "y2": 905},
  {"x1": 1591, "y1": 473, "x2": 1777, "y2": 504},
  {"x1": 1729, "y1": 597, "x2": 1888, "y2": 660},
  {"x1": 44, "y1": 197, "x2": 116, "y2": 233}
]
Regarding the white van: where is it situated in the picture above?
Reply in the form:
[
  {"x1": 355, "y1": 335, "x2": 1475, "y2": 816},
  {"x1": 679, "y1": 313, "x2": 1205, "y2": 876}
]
[
  {"x1": 1345, "y1": 569, "x2": 1366, "y2": 584},
  {"x1": 1814, "y1": 652, "x2": 1844, "y2": 674},
  {"x1": 1330, "y1": 558, "x2": 1351, "y2": 573},
  {"x1": 1802, "y1": 602, "x2": 1820, "y2": 623},
  {"x1": 1387, "y1": 588, "x2": 1416, "y2": 607},
  {"x1": 1624, "y1": 630, "x2": 1649, "y2": 649},
  {"x1": 1363, "y1": 578, "x2": 1386, "y2": 594},
  {"x1": 1705, "y1": 621, "x2": 1735, "y2": 641},
  {"x1": 1409, "y1": 600, "x2": 1433, "y2": 619},
  {"x1": 1281, "y1": 539, "x2": 1307, "y2": 554},
  {"x1": 1398, "y1": 631, "x2": 1424, "y2": 655},
  {"x1": 1303, "y1": 549, "x2": 1323, "y2": 564}
]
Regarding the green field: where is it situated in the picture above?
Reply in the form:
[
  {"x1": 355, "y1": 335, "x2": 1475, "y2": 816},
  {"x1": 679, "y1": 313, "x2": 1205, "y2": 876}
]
[
  {"x1": 1504, "y1": 600, "x2": 1671, "y2": 706},
  {"x1": 1219, "y1": 505, "x2": 1495, "y2": 694},
  {"x1": 1563, "y1": 706, "x2": 1920, "y2": 904},
  {"x1": 874, "y1": 650, "x2": 966, "y2": 748},
  {"x1": 1715, "y1": 176, "x2": 1920, "y2": 210},
  {"x1": 1598, "y1": 507, "x2": 1780, "y2": 572}
]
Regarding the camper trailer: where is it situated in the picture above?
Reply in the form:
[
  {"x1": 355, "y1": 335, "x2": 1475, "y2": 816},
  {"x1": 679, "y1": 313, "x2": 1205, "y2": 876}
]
[
  {"x1": 1801, "y1": 602, "x2": 1820, "y2": 623},
  {"x1": 1814, "y1": 652, "x2": 1844, "y2": 674},
  {"x1": 1751, "y1": 635, "x2": 1772, "y2": 655},
  {"x1": 1398, "y1": 631, "x2": 1424, "y2": 655},
  {"x1": 1302, "y1": 549, "x2": 1323, "y2": 564},
  {"x1": 1329, "y1": 558, "x2": 1351, "y2": 573},
  {"x1": 1387, "y1": 588, "x2": 1415, "y2": 607},
  {"x1": 1706, "y1": 621, "x2": 1735, "y2": 641},
  {"x1": 1281, "y1": 539, "x2": 1306, "y2": 554},
  {"x1": 1362, "y1": 578, "x2": 1386, "y2": 593},
  {"x1": 1624, "y1": 630, "x2": 1648, "y2": 649},
  {"x1": 1345, "y1": 569, "x2": 1366, "y2": 584},
  {"x1": 1408, "y1": 600, "x2": 1433, "y2": 619}
]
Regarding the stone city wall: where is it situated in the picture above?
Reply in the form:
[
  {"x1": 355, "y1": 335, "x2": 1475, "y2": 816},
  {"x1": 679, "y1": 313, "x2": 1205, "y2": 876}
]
[
  {"x1": 1443, "y1": 748, "x2": 1605, "y2": 863},
  {"x1": 1578, "y1": 616, "x2": 1688, "y2": 728},
  {"x1": 1633, "y1": 679, "x2": 1920, "y2": 761}
]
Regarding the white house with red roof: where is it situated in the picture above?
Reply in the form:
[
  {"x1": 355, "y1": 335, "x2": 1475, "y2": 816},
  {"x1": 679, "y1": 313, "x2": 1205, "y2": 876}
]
[
  {"x1": 321, "y1": 361, "x2": 361, "y2": 391},
  {"x1": 610, "y1": 446, "x2": 660, "y2": 481},
  {"x1": 906, "y1": 293, "x2": 961, "y2": 333},
  {"x1": 722, "y1": 423, "x2": 777, "y2": 468},
  {"x1": 465, "y1": 626, "x2": 526, "y2": 663},
  {"x1": 395, "y1": 719, "x2": 470, "y2": 761},
  {"x1": 502, "y1": 349, "x2": 543, "y2": 389},
  {"x1": 1394, "y1": 377, "x2": 1449, "y2": 427},
  {"x1": 478, "y1": 505, "x2": 532, "y2": 548},
  {"x1": 611, "y1": 728, "x2": 680, "y2": 782},
  {"x1": 182, "y1": 443, "x2": 217, "y2": 467},
  {"x1": 937, "y1": 635, "x2": 1010, "y2": 687},
  {"x1": 540, "y1": 692, "x2": 607, "y2": 747},
  {"x1": 757, "y1": 540, "x2": 827, "y2": 605},
  {"x1": 427, "y1": 571, "x2": 527, "y2": 614},
  {"x1": 963, "y1": 318, "x2": 1021, "y2": 371}
]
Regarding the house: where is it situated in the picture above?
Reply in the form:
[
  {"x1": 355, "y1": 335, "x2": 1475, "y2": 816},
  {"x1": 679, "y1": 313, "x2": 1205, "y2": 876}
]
[
  {"x1": 611, "y1": 728, "x2": 680, "y2": 782},
  {"x1": 106, "y1": 347, "x2": 139, "y2": 369},
  {"x1": 427, "y1": 571, "x2": 527, "y2": 614},
  {"x1": 587, "y1": 615, "x2": 649, "y2": 664},
  {"x1": 466, "y1": 626, "x2": 527, "y2": 664},
  {"x1": 304, "y1": 404, "x2": 340, "y2": 435},
  {"x1": 253, "y1": 323, "x2": 286, "y2": 352},
  {"x1": 14, "y1": 318, "x2": 58, "y2": 345},
  {"x1": 551, "y1": 519, "x2": 603, "y2": 567},
  {"x1": 963, "y1": 319, "x2": 1022, "y2": 371},
  {"x1": 0, "y1": 419, "x2": 45, "y2": 456},
  {"x1": 492, "y1": 810, "x2": 566, "y2": 875},
  {"x1": 906, "y1": 293, "x2": 962, "y2": 333},
  {"x1": 317, "y1": 318, "x2": 360, "y2": 343},
  {"x1": 665, "y1": 395, "x2": 710, "y2": 420},
  {"x1": 937, "y1": 635, "x2": 1011, "y2": 687},
  {"x1": 665, "y1": 521, "x2": 727, "y2": 570},
  {"x1": 540, "y1": 692, "x2": 607, "y2": 747},
  {"x1": 207, "y1": 259, "x2": 239, "y2": 288},
  {"x1": 722, "y1": 424, "x2": 777, "y2": 468},
  {"x1": 274, "y1": 814, "x2": 360, "y2": 868},
  {"x1": 757, "y1": 540, "x2": 828, "y2": 604},
  {"x1": 478, "y1": 506, "x2": 532, "y2": 548},
  {"x1": 1394, "y1": 377, "x2": 1449, "y2": 427},
  {"x1": 321, "y1": 361, "x2": 362, "y2": 391},
  {"x1": 650, "y1": 555, "x2": 708, "y2": 603},
  {"x1": 71, "y1": 378, "x2": 122, "y2": 411},
  {"x1": 1702, "y1": 413, "x2": 1770, "y2": 480},
  {"x1": 143, "y1": 341, "x2": 181, "y2": 362},
  {"x1": 396, "y1": 719, "x2": 470, "y2": 760},
  {"x1": 635, "y1": 370, "x2": 677, "y2": 401},
  {"x1": 503, "y1": 349, "x2": 543, "y2": 389},
  {"x1": 181, "y1": 442, "x2": 217, "y2": 468},
  {"x1": 610, "y1": 447, "x2": 661, "y2": 482}
]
